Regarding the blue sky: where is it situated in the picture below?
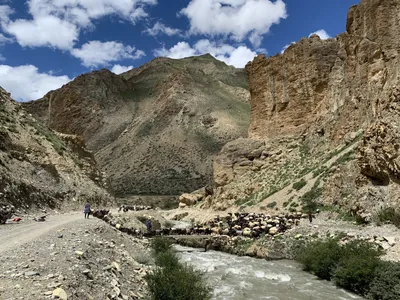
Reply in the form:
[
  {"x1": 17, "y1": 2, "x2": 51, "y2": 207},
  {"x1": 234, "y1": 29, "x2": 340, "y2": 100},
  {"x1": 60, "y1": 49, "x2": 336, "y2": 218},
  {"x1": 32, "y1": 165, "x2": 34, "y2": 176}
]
[{"x1": 0, "y1": 0, "x2": 358, "y2": 101}]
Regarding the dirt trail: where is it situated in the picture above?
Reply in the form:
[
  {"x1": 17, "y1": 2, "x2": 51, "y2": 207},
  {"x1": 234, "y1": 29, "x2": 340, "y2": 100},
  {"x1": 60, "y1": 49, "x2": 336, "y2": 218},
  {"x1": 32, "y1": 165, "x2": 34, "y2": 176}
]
[{"x1": 0, "y1": 212, "x2": 84, "y2": 254}]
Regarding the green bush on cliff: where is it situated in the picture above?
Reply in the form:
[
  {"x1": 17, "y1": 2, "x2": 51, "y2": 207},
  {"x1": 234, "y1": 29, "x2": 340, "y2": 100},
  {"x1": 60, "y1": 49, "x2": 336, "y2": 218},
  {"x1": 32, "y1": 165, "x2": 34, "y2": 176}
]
[
  {"x1": 377, "y1": 207, "x2": 400, "y2": 228},
  {"x1": 145, "y1": 237, "x2": 212, "y2": 300},
  {"x1": 292, "y1": 178, "x2": 307, "y2": 191},
  {"x1": 369, "y1": 261, "x2": 400, "y2": 300}
]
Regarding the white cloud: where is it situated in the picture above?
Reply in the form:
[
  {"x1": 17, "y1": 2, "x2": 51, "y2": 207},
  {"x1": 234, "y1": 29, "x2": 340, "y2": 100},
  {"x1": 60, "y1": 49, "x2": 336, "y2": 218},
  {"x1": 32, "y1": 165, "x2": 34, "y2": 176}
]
[
  {"x1": 281, "y1": 29, "x2": 331, "y2": 54},
  {"x1": 6, "y1": 15, "x2": 79, "y2": 50},
  {"x1": 111, "y1": 64, "x2": 133, "y2": 74},
  {"x1": 0, "y1": 5, "x2": 13, "y2": 23},
  {"x1": 154, "y1": 39, "x2": 257, "y2": 68},
  {"x1": 0, "y1": 53, "x2": 5, "y2": 61},
  {"x1": 1, "y1": 0, "x2": 157, "y2": 50},
  {"x1": 180, "y1": 0, "x2": 287, "y2": 47},
  {"x1": 71, "y1": 40, "x2": 145, "y2": 67},
  {"x1": 0, "y1": 64, "x2": 71, "y2": 101},
  {"x1": 0, "y1": 32, "x2": 11, "y2": 44},
  {"x1": 280, "y1": 41, "x2": 294, "y2": 54},
  {"x1": 144, "y1": 21, "x2": 181, "y2": 36},
  {"x1": 309, "y1": 29, "x2": 330, "y2": 40}
]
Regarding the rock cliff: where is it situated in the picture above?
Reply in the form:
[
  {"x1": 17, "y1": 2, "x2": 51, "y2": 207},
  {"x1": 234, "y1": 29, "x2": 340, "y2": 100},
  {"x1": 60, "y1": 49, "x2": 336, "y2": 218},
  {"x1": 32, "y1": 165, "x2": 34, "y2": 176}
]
[
  {"x1": 246, "y1": 0, "x2": 399, "y2": 142},
  {"x1": 0, "y1": 87, "x2": 112, "y2": 210},
  {"x1": 24, "y1": 54, "x2": 250, "y2": 195},
  {"x1": 201, "y1": 0, "x2": 400, "y2": 218}
]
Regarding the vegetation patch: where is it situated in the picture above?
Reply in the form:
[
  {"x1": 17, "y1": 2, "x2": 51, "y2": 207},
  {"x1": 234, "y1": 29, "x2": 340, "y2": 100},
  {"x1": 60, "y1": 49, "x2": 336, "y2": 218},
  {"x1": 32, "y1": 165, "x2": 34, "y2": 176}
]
[
  {"x1": 377, "y1": 207, "x2": 400, "y2": 228},
  {"x1": 266, "y1": 201, "x2": 277, "y2": 208},
  {"x1": 295, "y1": 238, "x2": 400, "y2": 298},
  {"x1": 292, "y1": 178, "x2": 307, "y2": 191},
  {"x1": 145, "y1": 237, "x2": 212, "y2": 300}
]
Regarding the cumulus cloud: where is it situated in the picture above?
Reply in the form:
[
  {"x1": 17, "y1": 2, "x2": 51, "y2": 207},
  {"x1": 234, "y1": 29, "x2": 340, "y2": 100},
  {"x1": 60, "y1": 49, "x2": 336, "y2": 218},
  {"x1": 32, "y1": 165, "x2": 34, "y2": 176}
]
[
  {"x1": 309, "y1": 29, "x2": 330, "y2": 40},
  {"x1": 144, "y1": 21, "x2": 181, "y2": 36},
  {"x1": 111, "y1": 64, "x2": 134, "y2": 74},
  {"x1": 1, "y1": 0, "x2": 157, "y2": 50},
  {"x1": 0, "y1": 64, "x2": 71, "y2": 101},
  {"x1": 71, "y1": 40, "x2": 145, "y2": 68},
  {"x1": 180, "y1": 0, "x2": 287, "y2": 47},
  {"x1": 6, "y1": 16, "x2": 78, "y2": 50},
  {"x1": 154, "y1": 39, "x2": 257, "y2": 68}
]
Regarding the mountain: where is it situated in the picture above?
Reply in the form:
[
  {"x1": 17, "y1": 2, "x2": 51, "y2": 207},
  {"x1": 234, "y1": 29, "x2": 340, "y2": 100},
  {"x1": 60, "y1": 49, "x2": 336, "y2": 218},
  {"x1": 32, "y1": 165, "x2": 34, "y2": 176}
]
[
  {"x1": 24, "y1": 54, "x2": 250, "y2": 195},
  {"x1": 202, "y1": 0, "x2": 400, "y2": 219},
  {"x1": 0, "y1": 87, "x2": 111, "y2": 210}
]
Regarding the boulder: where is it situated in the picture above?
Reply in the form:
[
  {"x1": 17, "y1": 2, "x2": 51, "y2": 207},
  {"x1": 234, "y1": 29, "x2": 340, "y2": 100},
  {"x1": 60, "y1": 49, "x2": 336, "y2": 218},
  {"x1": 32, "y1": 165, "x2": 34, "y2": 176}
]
[{"x1": 52, "y1": 288, "x2": 68, "y2": 300}]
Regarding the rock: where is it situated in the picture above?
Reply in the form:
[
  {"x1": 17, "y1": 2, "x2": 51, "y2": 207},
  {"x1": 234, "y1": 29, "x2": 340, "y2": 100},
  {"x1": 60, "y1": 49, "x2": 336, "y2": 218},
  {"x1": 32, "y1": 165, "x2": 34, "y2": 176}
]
[
  {"x1": 116, "y1": 224, "x2": 121, "y2": 229},
  {"x1": 295, "y1": 234, "x2": 303, "y2": 239},
  {"x1": 75, "y1": 251, "x2": 84, "y2": 257},
  {"x1": 384, "y1": 236, "x2": 396, "y2": 246},
  {"x1": 112, "y1": 262, "x2": 121, "y2": 272},
  {"x1": 178, "y1": 202, "x2": 187, "y2": 209},
  {"x1": 24, "y1": 271, "x2": 39, "y2": 276},
  {"x1": 52, "y1": 288, "x2": 68, "y2": 300},
  {"x1": 179, "y1": 193, "x2": 202, "y2": 206}
]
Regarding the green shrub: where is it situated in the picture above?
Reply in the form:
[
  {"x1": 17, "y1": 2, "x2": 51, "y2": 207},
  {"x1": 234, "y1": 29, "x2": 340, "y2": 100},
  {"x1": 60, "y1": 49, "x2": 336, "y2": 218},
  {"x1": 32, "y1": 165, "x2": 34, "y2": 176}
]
[
  {"x1": 267, "y1": 201, "x2": 277, "y2": 208},
  {"x1": 145, "y1": 237, "x2": 212, "y2": 300},
  {"x1": 151, "y1": 236, "x2": 173, "y2": 255},
  {"x1": 369, "y1": 261, "x2": 400, "y2": 300},
  {"x1": 145, "y1": 263, "x2": 212, "y2": 300},
  {"x1": 292, "y1": 178, "x2": 307, "y2": 191},
  {"x1": 295, "y1": 238, "x2": 342, "y2": 280},
  {"x1": 333, "y1": 241, "x2": 381, "y2": 295},
  {"x1": 377, "y1": 207, "x2": 400, "y2": 228}
]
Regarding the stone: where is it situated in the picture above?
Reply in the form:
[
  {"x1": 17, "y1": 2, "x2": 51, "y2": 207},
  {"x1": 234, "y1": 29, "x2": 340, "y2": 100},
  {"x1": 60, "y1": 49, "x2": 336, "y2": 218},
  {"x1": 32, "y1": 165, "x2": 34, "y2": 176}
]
[
  {"x1": 179, "y1": 193, "x2": 203, "y2": 206},
  {"x1": 115, "y1": 224, "x2": 121, "y2": 229},
  {"x1": 24, "y1": 271, "x2": 39, "y2": 276},
  {"x1": 384, "y1": 236, "x2": 396, "y2": 246},
  {"x1": 111, "y1": 262, "x2": 121, "y2": 272},
  {"x1": 75, "y1": 251, "x2": 84, "y2": 257},
  {"x1": 52, "y1": 288, "x2": 68, "y2": 300}
]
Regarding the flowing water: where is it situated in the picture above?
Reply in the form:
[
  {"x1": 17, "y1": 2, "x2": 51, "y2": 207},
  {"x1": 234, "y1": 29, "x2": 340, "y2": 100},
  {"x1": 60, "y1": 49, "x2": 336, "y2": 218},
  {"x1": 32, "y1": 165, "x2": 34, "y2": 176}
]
[{"x1": 175, "y1": 245, "x2": 363, "y2": 300}]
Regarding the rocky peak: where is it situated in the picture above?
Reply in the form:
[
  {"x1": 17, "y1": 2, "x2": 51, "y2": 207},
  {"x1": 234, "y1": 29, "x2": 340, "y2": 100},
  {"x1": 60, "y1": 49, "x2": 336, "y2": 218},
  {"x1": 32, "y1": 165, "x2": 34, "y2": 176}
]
[{"x1": 23, "y1": 55, "x2": 250, "y2": 195}]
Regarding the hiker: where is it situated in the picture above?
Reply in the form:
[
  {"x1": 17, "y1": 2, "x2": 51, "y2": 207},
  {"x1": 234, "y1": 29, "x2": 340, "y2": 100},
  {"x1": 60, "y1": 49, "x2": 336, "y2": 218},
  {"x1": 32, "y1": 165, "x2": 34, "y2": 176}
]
[
  {"x1": 145, "y1": 218, "x2": 152, "y2": 232},
  {"x1": 308, "y1": 209, "x2": 313, "y2": 223},
  {"x1": 84, "y1": 202, "x2": 91, "y2": 219}
]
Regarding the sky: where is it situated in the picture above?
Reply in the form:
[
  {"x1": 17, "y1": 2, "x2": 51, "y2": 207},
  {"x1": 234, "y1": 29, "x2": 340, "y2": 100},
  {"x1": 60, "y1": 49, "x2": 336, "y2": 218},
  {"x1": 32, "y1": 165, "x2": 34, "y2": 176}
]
[{"x1": 0, "y1": 0, "x2": 358, "y2": 101}]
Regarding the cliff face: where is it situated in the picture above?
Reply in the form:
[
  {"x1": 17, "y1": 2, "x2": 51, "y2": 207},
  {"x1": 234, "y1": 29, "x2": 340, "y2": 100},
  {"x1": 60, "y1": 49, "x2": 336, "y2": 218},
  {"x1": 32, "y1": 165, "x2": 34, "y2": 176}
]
[
  {"x1": 202, "y1": 0, "x2": 400, "y2": 217},
  {"x1": 24, "y1": 55, "x2": 250, "y2": 195},
  {"x1": 246, "y1": 0, "x2": 398, "y2": 142},
  {"x1": 0, "y1": 87, "x2": 112, "y2": 210}
]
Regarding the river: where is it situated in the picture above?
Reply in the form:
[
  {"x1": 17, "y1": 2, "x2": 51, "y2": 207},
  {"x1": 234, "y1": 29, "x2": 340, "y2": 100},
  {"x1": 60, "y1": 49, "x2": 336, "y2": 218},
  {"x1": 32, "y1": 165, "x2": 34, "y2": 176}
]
[{"x1": 175, "y1": 245, "x2": 363, "y2": 300}]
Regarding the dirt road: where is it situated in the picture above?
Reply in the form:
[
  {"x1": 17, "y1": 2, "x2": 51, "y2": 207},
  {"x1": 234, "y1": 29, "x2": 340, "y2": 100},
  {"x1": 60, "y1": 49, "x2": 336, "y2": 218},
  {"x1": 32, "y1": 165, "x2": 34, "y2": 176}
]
[{"x1": 0, "y1": 212, "x2": 86, "y2": 254}]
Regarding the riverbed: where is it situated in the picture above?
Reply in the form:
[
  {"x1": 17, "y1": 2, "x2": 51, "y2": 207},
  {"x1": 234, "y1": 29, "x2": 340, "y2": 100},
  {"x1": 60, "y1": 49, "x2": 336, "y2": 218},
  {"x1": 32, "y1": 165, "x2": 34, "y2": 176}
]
[{"x1": 176, "y1": 245, "x2": 362, "y2": 300}]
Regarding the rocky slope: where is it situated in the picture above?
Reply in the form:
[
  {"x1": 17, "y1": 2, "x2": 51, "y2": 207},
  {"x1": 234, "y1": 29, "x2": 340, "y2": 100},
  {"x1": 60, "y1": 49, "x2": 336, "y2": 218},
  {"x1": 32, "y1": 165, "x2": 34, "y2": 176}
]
[
  {"x1": 194, "y1": 0, "x2": 400, "y2": 221},
  {"x1": 24, "y1": 54, "x2": 250, "y2": 196},
  {"x1": 0, "y1": 87, "x2": 112, "y2": 210}
]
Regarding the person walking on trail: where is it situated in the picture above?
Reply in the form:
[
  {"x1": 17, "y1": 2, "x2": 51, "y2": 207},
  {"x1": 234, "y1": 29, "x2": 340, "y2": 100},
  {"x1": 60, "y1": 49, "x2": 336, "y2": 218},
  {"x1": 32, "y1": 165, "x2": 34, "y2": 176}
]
[
  {"x1": 308, "y1": 209, "x2": 313, "y2": 223},
  {"x1": 84, "y1": 202, "x2": 91, "y2": 219},
  {"x1": 145, "y1": 218, "x2": 152, "y2": 232}
]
